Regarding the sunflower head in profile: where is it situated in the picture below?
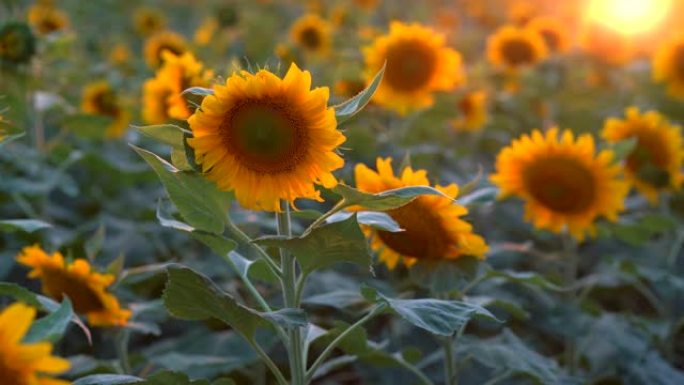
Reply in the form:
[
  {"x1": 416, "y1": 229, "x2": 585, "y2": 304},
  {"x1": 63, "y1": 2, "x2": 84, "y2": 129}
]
[
  {"x1": 491, "y1": 128, "x2": 629, "y2": 240},
  {"x1": 363, "y1": 21, "x2": 465, "y2": 114},
  {"x1": 525, "y1": 16, "x2": 571, "y2": 54},
  {"x1": 354, "y1": 157, "x2": 488, "y2": 270},
  {"x1": 290, "y1": 14, "x2": 332, "y2": 56},
  {"x1": 487, "y1": 25, "x2": 548, "y2": 72},
  {"x1": 451, "y1": 90, "x2": 488, "y2": 132},
  {"x1": 81, "y1": 81, "x2": 130, "y2": 138},
  {"x1": 143, "y1": 30, "x2": 188, "y2": 68},
  {"x1": 579, "y1": 22, "x2": 634, "y2": 66},
  {"x1": 602, "y1": 107, "x2": 684, "y2": 203},
  {"x1": 133, "y1": 7, "x2": 167, "y2": 37},
  {"x1": 187, "y1": 63, "x2": 345, "y2": 212},
  {"x1": 0, "y1": 21, "x2": 36, "y2": 67},
  {"x1": 143, "y1": 51, "x2": 214, "y2": 124},
  {"x1": 27, "y1": 4, "x2": 70, "y2": 35},
  {"x1": 16, "y1": 245, "x2": 132, "y2": 327},
  {"x1": 653, "y1": 34, "x2": 684, "y2": 100},
  {"x1": 0, "y1": 302, "x2": 71, "y2": 385}
]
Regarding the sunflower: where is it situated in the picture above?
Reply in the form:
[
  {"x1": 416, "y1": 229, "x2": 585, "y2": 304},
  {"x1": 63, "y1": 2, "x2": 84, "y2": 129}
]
[
  {"x1": 187, "y1": 63, "x2": 345, "y2": 212},
  {"x1": 16, "y1": 245, "x2": 132, "y2": 327},
  {"x1": 602, "y1": 107, "x2": 683, "y2": 203},
  {"x1": 0, "y1": 22, "x2": 36, "y2": 66},
  {"x1": 354, "y1": 157, "x2": 488, "y2": 269},
  {"x1": 579, "y1": 22, "x2": 634, "y2": 65},
  {"x1": 525, "y1": 16, "x2": 571, "y2": 54},
  {"x1": 82, "y1": 81, "x2": 130, "y2": 138},
  {"x1": 0, "y1": 303, "x2": 71, "y2": 385},
  {"x1": 133, "y1": 7, "x2": 167, "y2": 37},
  {"x1": 363, "y1": 21, "x2": 465, "y2": 114},
  {"x1": 27, "y1": 4, "x2": 69, "y2": 35},
  {"x1": 108, "y1": 42, "x2": 131, "y2": 67},
  {"x1": 487, "y1": 25, "x2": 548, "y2": 72},
  {"x1": 491, "y1": 128, "x2": 629, "y2": 240},
  {"x1": 652, "y1": 34, "x2": 684, "y2": 100},
  {"x1": 451, "y1": 90, "x2": 488, "y2": 132},
  {"x1": 143, "y1": 51, "x2": 213, "y2": 124},
  {"x1": 143, "y1": 30, "x2": 188, "y2": 68},
  {"x1": 290, "y1": 14, "x2": 332, "y2": 56}
]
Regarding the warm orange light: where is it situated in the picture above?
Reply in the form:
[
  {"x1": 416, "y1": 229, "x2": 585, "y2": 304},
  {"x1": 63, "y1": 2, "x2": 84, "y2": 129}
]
[{"x1": 587, "y1": 0, "x2": 671, "y2": 35}]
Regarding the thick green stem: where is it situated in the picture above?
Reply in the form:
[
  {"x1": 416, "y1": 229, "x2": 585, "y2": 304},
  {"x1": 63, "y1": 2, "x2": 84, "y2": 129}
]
[
  {"x1": 562, "y1": 232, "x2": 578, "y2": 375},
  {"x1": 278, "y1": 201, "x2": 305, "y2": 385},
  {"x1": 305, "y1": 304, "x2": 386, "y2": 382},
  {"x1": 443, "y1": 335, "x2": 456, "y2": 385},
  {"x1": 251, "y1": 341, "x2": 289, "y2": 385}
]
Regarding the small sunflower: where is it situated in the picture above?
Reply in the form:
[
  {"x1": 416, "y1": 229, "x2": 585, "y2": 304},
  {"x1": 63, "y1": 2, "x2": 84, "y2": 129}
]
[
  {"x1": 602, "y1": 107, "x2": 684, "y2": 203},
  {"x1": 16, "y1": 245, "x2": 132, "y2": 327},
  {"x1": 652, "y1": 34, "x2": 684, "y2": 100},
  {"x1": 0, "y1": 303, "x2": 71, "y2": 385},
  {"x1": 81, "y1": 81, "x2": 130, "y2": 138},
  {"x1": 0, "y1": 22, "x2": 36, "y2": 66},
  {"x1": 491, "y1": 128, "x2": 629, "y2": 240},
  {"x1": 525, "y1": 16, "x2": 571, "y2": 54},
  {"x1": 354, "y1": 157, "x2": 488, "y2": 269},
  {"x1": 143, "y1": 51, "x2": 214, "y2": 124},
  {"x1": 363, "y1": 21, "x2": 465, "y2": 114},
  {"x1": 290, "y1": 14, "x2": 332, "y2": 56},
  {"x1": 187, "y1": 63, "x2": 345, "y2": 212},
  {"x1": 108, "y1": 42, "x2": 131, "y2": 67},
  {"x1": 143, "y1": 30, "x2": 188, "y2": 68},
  {"x1": 27, "y1": 4, "x2": 69, "y2": 35},
  {"x1": 487, "y1": 25, "x2": 548, "y2": 72},
  {"x1": 133, "y1": 7, "x2": 167, "y2": 37},
  {"x1": 451, "y1": 90, "x2": 488, "y2": 132}
]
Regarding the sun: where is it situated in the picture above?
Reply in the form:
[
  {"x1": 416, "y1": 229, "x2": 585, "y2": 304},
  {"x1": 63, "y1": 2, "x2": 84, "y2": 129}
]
[{"x1": 587, "y1": 0, "x2": 671, "y2": 35}]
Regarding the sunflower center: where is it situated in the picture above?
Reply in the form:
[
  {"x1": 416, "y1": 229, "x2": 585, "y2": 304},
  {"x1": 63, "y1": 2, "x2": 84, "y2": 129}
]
[
  {"x1": 540, "y1": 30, "x2": 560, "y2": 52},
  {"x1": 0, "y1": 30, "x2": 23, "y2": 60},
  {"x1": 220, "y1": 100, "x2": 309, "y2": 173},
  {"x1": 458, "y1": 96, "x2": 474, "y2": 116},
  {"x1": 0, "y1": 353, "x2": 28, "y2": 385},
  {"x1": 41, "y1": 267, "x2": 106, "y2": 314},
  {"x1": 93, "y1": 90, "x2": 119, "y2": 117},
  {"x1": 377, "y1": 200, "x2": 452, "y2": 259},
  {"x1": 299, "y1": 27, "x2": 322, "y2": 50},
  {"x1": 501, "y1": 39, "x2": 535, "y2": 66},
  {"x1": 523, "y1": 156, "x2": 596, "y2": 213},
  {"x1": 384, "y1": 40, "x2": 437, "y2": 92},
  {"x1": 674, "y1": 45, "x2": 684, "y2": 80},
  {"x1": 627, "y1": 133, "x2": 671, "y2": 186}
]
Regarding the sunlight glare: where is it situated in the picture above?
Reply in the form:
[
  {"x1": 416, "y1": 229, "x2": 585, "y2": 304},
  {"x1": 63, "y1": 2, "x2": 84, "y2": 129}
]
[{"x1": 587, "y1": 0, "x2": 671, "y2": 35}]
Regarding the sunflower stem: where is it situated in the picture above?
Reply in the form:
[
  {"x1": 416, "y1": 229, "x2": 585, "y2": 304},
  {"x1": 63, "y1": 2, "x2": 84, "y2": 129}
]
[
  {"x1": 561, "y1": 232, "x2": 578, "y2": 375},
  {"x1": 116, "y1": 328, "x2": 132, "y2": 374},
  {"x1": 443, "y1": 335, "x2": 456, "y2": 385},
  {"x1": 278, "y1": 201, "x2": 306, "y2": 385},
  {"x1": 305, "y1": 303, "x2": 386, "y2": 383},
  {"x1": 224, "y1": 214, "x2": 283, "y2": 279},
  {"x1": 303, "y1": 198, "x2": 347, "y2": 236}
]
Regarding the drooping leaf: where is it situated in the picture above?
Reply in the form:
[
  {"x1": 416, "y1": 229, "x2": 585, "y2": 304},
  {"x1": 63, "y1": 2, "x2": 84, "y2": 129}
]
[
  {"x1": 327, "y1": 211, "x2": 403, "y2": 232},
  {"x1": 135, "y1": 124, "x2": 188, "y2": 150},
  {"x1": 25, "y1": 297, "x2": 73, "y2": 343},
  {"x1": 334, "y1": 63, "x2": 384, "y2": 125},
  {"x1": 255, "y1": 214, "x2": 371, "y2": 275},
  {"x1": 331, "y1": 184, "x2": 447, "y2": 211},
  {"x1": 162, "y1": 265, "x2": 270, "y2": 342},
  {"x1": 133, "y1": 145, "x2": 231, "y2": 234},
  {"x1": 0, "y1": 219, "x2": 51, "y2": 233}
]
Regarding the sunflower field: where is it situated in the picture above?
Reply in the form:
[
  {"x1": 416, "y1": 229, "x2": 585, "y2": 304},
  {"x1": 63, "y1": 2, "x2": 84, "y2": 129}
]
[{"x1": 1, "y1": 0, "x2": 684, "y2": 384}]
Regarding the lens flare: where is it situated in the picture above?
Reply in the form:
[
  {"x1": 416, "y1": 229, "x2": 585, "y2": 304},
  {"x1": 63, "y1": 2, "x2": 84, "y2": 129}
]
[{"x1": 587, "y1": 0, "x2": 671, "y2": 35}]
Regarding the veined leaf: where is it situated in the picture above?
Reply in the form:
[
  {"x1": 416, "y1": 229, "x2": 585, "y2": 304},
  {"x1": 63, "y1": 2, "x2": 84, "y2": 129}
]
[
  {"x1": 135, "y1": 124, "x2": 189, "y2": 150},
  {"x1": 332, "y1": 184, "x2": 447, "y2": 211},
  {"x1": 334, "y1": 63, "x2": 384, "y2": 125}
]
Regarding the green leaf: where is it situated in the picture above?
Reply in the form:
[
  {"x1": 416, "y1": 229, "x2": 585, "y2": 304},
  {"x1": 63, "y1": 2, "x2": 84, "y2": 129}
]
[
  {"x1": 62, "y1": 114, "x2": 114, "y2": 139},
  {"x1": 327, "y1": 211, "x2": 402, "y2": 232},
  {"x1": 0, "y1": 132, "x2": 25, "y2": 148},
  {"x1": 367, "y1": 287, "x2": 500, "y2": 336},
  {"x1": 137, "y1": 370, "x2": 211, "y2": 385},
  {"x1": 255, "y1": 214, "x2": 370, "y2": 275},
  {"x1": 182, "y1": 87, "x2": 215, "y2": 97},
  {"x1": 334, "y1": 63, "x2": 384, "y2": 125},
  {"x1": 261, "y1": 308, "x2": 308, "y2": 329},
  {"x1": 162, "y1": 265, "x2": 269, "y2": 342},
  {"x1": 25, "y1": 297, "x2": 73, "y2": 343},
  {"x1": 303, "y1": 290, "x2": 366, "y2": 310},
  {"x1": 408, "y1": 257, "x2": 481, "y2": 293},
  {"x1": 228, "y1": 251, "x2": 278, "y2": 284},
  {"x1": 84, "y1": 224, "x2": 106, "y2": 261},
  {"x1": 72, "y1": 374, "x2": 141, "y2": 385},
  {"x1": 133, "y1": 145, "x2": 231, "y2": 234},
  {"x1": 156, "y1": 200, "x2": 237, "y2": 256},
  {"x1": 0, "y1": 282, "x2": 41, "y2": 307},
  {"x1": 485, "y1": 270, "x2": 563, "y2": 291},
  {"x1": 332, "y1": 184, "x2": 447, "y2": 211},
  {"x1": 0, "y1": 219, "x2": 51, "y2": 233},
  {"x1": 135, "y1": 124, "x2": 188, "y2": 150},
  {"x1": 610, "y1": 136, "x2": 638, "y2": 162}
]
